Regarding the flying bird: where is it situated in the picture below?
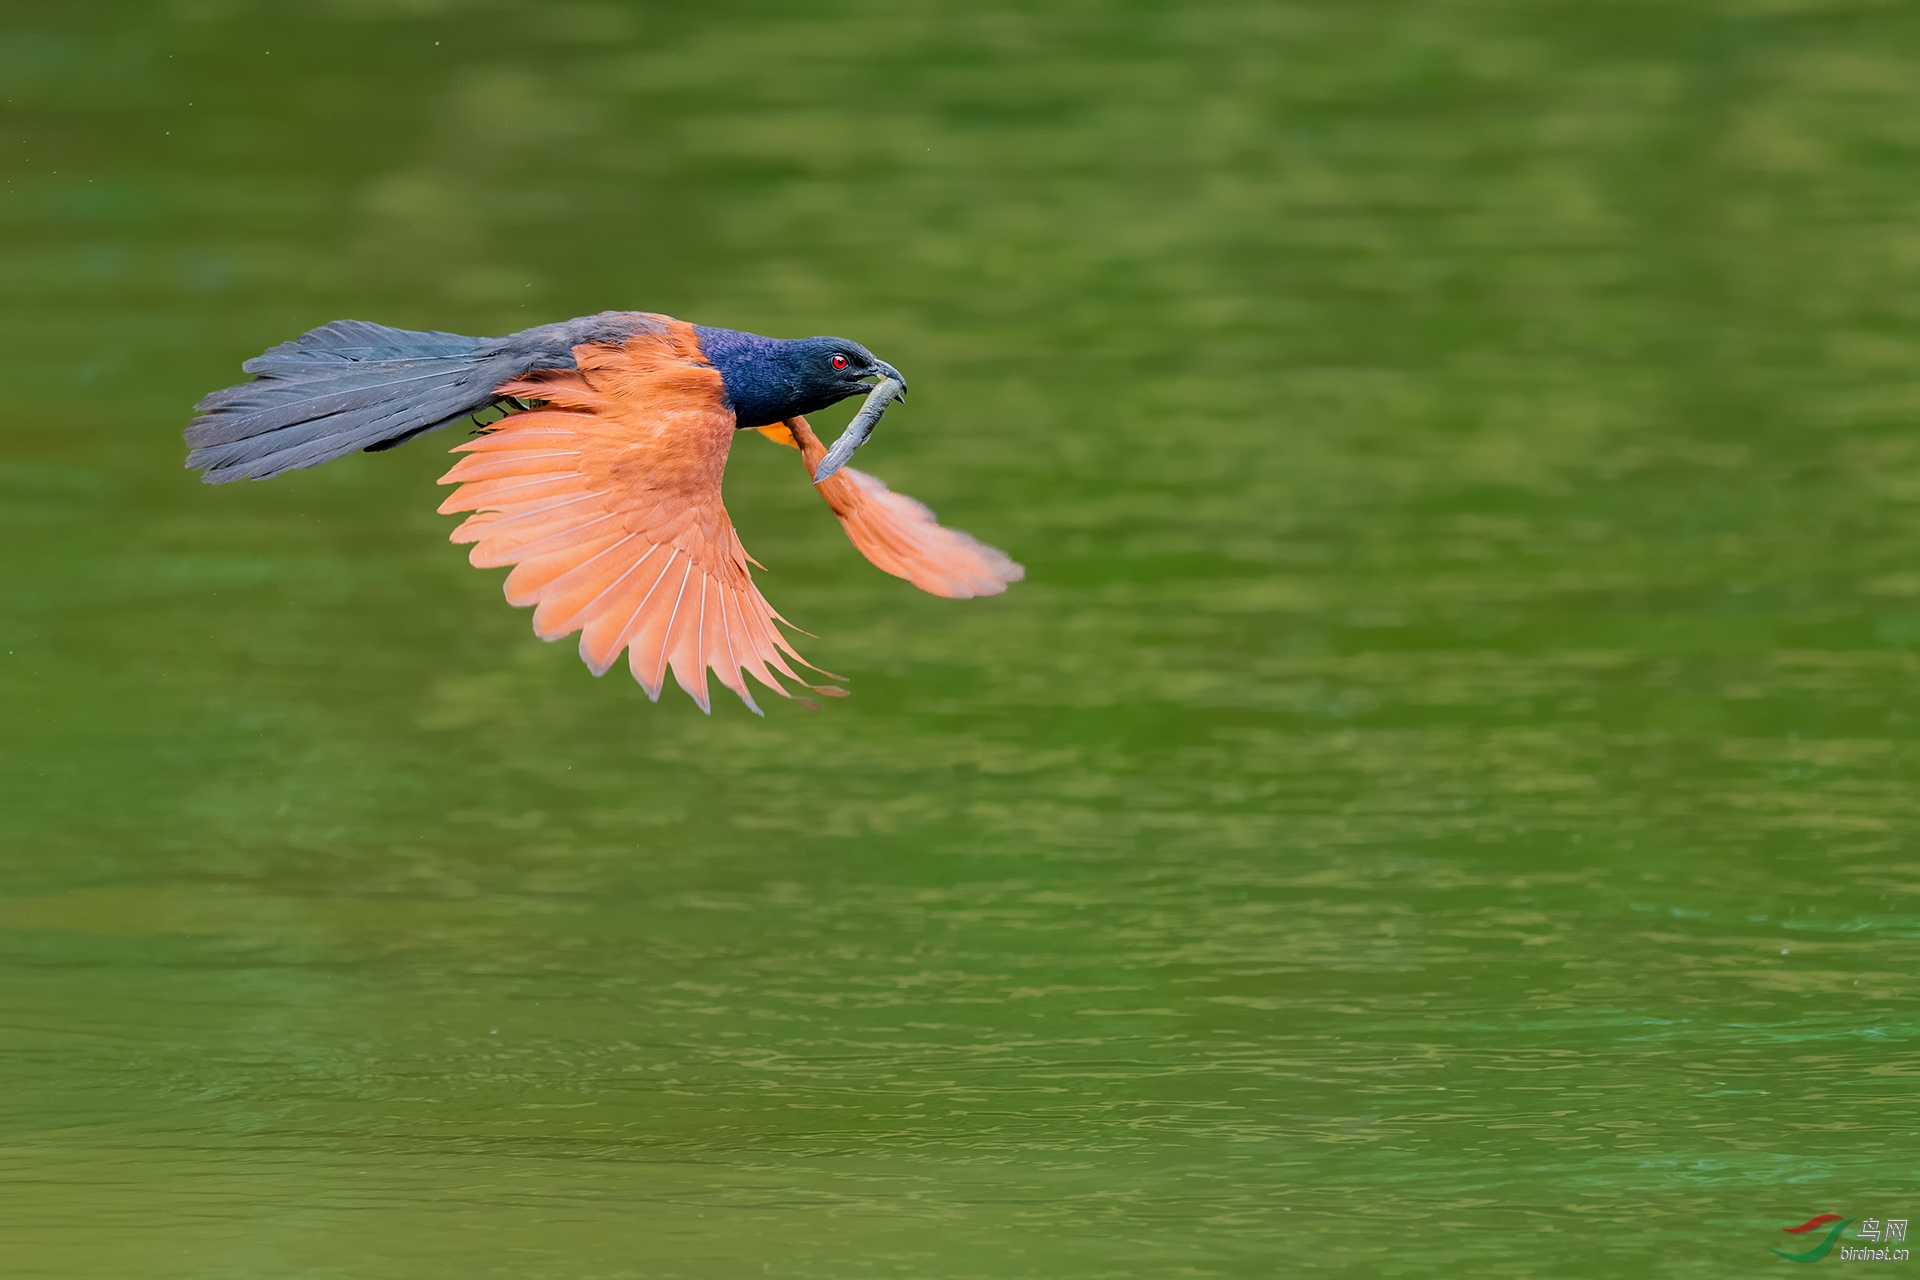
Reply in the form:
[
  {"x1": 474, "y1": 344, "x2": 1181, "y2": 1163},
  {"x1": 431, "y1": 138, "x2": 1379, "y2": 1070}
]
[{"x1": 185, "y1": 310, "x2": 1022, "y2": 713}]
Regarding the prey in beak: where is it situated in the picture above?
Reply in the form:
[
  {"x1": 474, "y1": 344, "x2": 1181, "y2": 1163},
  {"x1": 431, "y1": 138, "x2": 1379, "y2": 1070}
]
[{"x1": 813, "y1": 362, "x2": 907, "y2": 484}]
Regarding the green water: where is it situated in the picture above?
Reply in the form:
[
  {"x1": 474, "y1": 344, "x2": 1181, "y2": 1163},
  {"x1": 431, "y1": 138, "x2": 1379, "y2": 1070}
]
[{"x1": 6, "y1": 1, "x2": 1920, "y2": 1275}]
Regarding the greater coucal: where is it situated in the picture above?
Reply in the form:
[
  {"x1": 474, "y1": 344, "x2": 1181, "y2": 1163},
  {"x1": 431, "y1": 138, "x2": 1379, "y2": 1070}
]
[{"x1": 185, "y1": 312, "x2": 1021, "y2": 713}]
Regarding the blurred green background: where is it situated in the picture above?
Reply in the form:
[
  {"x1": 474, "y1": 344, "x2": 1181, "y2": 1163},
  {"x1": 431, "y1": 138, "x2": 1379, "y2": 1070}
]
[{"x1": 4, "y1": 0, "x2": 1920, "y2": 1275}]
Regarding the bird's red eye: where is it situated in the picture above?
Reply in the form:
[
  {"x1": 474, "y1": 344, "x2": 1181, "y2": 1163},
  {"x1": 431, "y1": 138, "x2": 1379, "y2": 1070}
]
[{"x1": 831, "y1": 354, "x2": 848, "y2": 370}]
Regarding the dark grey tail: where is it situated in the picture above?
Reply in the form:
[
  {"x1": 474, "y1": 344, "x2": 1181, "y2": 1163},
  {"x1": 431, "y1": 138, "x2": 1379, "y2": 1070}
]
[{"x1": 184, "y1": 312, "x2": 653, "y2": 483}]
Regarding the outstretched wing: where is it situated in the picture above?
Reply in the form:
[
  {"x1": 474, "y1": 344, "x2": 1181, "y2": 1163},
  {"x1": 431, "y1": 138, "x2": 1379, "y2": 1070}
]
[
  {"x1": 438, "y1": 324, "x2": 832, "y2": 714},
  {"x1": 758, "y1": 417, "x2": 1024, "y2": 598}
]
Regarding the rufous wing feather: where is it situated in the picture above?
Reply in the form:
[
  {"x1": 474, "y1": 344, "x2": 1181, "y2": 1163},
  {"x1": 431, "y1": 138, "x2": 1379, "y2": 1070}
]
[
  {"x1": 438, "y1": 326, "x2": 835, "y2": 713},
  {"x1": 765, "y1": 417, "x2": 1024, "y2": 599}
]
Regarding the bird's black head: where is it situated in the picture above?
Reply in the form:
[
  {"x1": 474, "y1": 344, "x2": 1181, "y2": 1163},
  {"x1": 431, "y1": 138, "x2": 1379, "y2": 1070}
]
[
  {"x1": 693, "y1": 325, "x2": 907, "y2": 429},
  {"x1": 783, "y1": 336, "x2": 904, "y2": 418}
]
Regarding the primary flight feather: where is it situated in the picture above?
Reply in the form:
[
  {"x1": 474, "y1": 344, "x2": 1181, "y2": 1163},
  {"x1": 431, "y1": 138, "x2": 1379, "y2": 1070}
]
[{"x1": 185, "y1": 311, "x2": 1022, "y2": 713}]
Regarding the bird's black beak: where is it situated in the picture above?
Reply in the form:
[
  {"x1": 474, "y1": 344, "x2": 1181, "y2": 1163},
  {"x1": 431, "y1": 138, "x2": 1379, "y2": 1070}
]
[
  {"x1": 814, "y1": 362, "x2": 908, "y2": 484},
  {"x1": 871, "y1": 360, "x2": 906, "y2": 400}
]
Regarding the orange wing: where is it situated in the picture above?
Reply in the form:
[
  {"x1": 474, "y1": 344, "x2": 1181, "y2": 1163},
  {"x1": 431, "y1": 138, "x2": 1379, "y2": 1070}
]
[
  {"x1": 438, "y1": 325, "x2": 831, "y2": 714},
  {"x1": 757, "y1": 417, "x2": 1024, "y2": 598}
]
